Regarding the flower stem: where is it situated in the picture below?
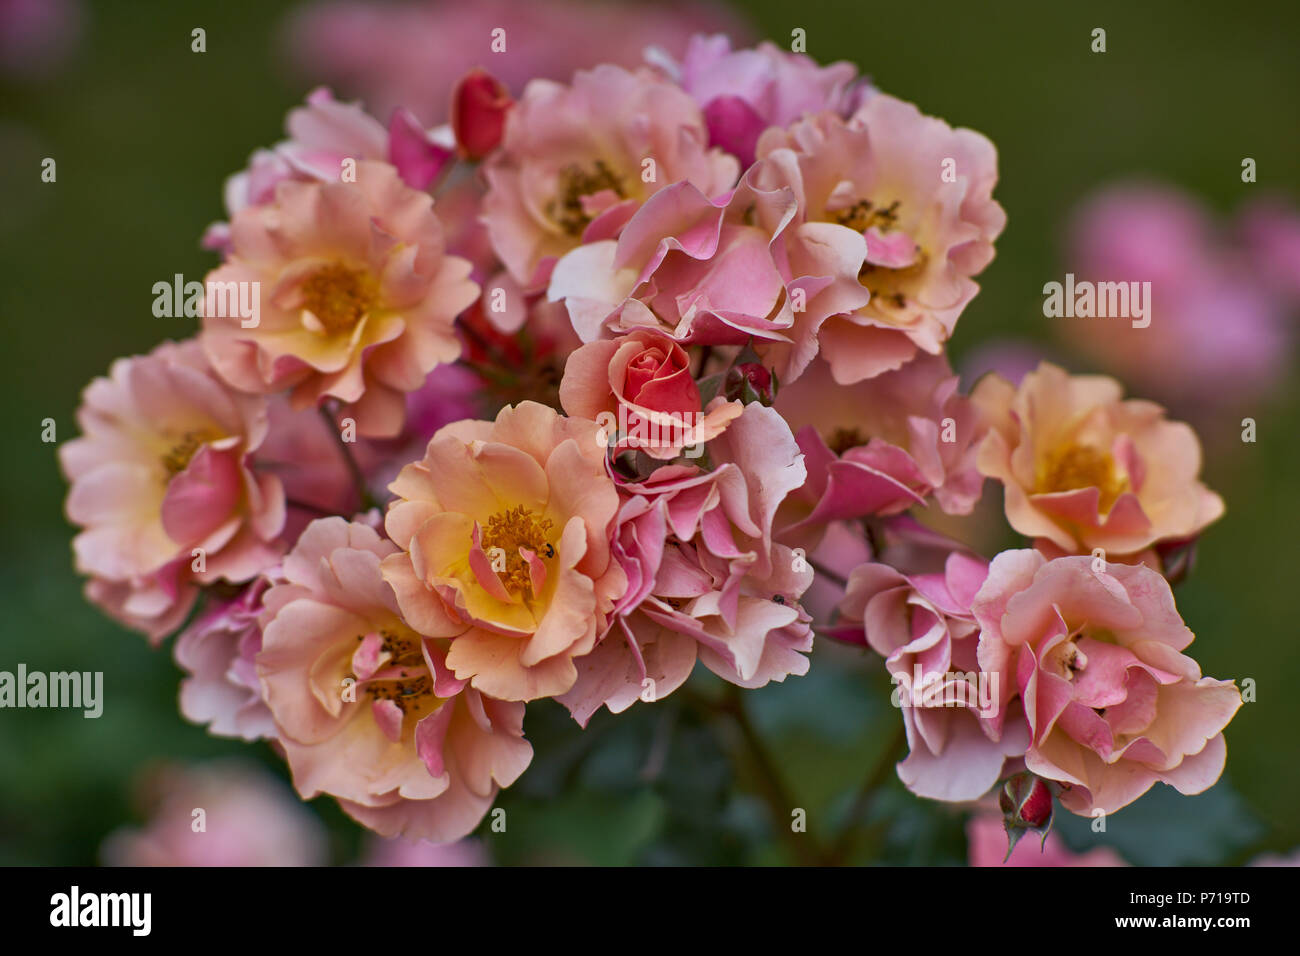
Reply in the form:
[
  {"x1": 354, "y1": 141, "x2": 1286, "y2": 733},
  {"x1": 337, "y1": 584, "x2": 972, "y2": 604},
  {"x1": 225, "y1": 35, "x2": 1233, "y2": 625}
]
[
  {"x1": 713, "y1": 684, "x2": 826, "y2": 867},
  {"x1": 319, "y1": 404, "x2": 378, "y2": 512},
  {"x1": 825, "y1": 723, "x2": 907, "y2": 865}
]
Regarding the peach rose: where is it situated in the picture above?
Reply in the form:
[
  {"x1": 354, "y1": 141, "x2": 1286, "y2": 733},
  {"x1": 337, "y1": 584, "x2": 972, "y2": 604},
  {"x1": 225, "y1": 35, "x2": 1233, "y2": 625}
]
[
  {"x1": 558, "y1": 328, "x2": 742, "y2": 459},
  {"x1": 202, "y1": 161, "x2": 479, "y2": 437},
  {"x1": 972, "y1": 550, "x2": 1242, "y2": 815},
  {"x1": 257, "y1": 518, "x2": 532, "y2": 842},
  {"x1": 59, "y1": 339, "x2": 285, "y2": 641},
  {"x1": 972, "y1": 362, "x2": 1224, "y2": 556},
  {"x1": 381, "y1": 402, "x2": 627, "y2": 701}
]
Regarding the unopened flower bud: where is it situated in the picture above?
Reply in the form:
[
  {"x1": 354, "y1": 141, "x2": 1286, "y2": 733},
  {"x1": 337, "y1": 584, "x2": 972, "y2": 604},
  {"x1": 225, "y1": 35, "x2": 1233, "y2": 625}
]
[{"x1": 451, "y1": 68, "x2": 512, "y2": 160}]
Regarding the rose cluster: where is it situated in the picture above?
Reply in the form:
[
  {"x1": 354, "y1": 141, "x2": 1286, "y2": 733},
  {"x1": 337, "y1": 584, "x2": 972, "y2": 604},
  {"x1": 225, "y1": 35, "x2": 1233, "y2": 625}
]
[{"x1": 61, "y1": 33, "x2": 1241, "y2": 845}]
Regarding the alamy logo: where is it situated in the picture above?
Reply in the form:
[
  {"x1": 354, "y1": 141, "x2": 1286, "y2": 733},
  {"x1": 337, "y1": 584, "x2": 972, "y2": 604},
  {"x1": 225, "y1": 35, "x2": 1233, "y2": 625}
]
[
  {"x1": 0, "y1": 664, "x2": 102, "y2": 718},
  {"x1": 50, "y1": 886, "x2": 151, "y2": 936},
  {"x1": 152, "y1": 273, "x2": 260, "y2": 327},
  {"x1": 1042, "y1": 273, "x2": 1151, "y2": 328}
]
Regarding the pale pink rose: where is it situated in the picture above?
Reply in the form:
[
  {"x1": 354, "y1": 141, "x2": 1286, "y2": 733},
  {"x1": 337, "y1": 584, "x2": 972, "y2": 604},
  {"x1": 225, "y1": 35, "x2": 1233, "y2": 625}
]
[
  {"x1": 1060, "y1": 183, "x2": 1293, "y2": 407},
  {"x1": 59, "y1": 339, "x2": 286, "y2": 642},
  {"x1": 776, "y1": 353, "x2": 986, "y2": 538},
  {"x1": 283, "y1": 1, "x2": 749, "y2": 127},
  {"x1": 101, "y1": 760, "x2": 327, "y2": 867},
  {"x1": 547, "y1": 171, "x2": 863, "y2": 380},
  {"x1": 202, "y1": 161, "x2": 479, "y2": 438},
  {"x1": 381, "y1": 402, "x2": 626, "y2": 702},
  {"x1": 174, "y1": 578, "x2": 276, "y2": 741},
  {"x1": 559, "y1": 328, "x2": 742, "y2": 459},
  {"x1": 203, "y1": 87, "x2": 453, "y2": 253},
  {"x1": 359, "y1": 834, "x2": 490, "y2": 867},
  {"x1": 258, "y1": 517, "x2": 532, "y2": 842},
  {"x1": 558, "y1": 403, "x2": 812, "y2": 724},
  {"x1": 966, "y1": 815, "x2": 1126, "y2": 867},
  {"x1": 971, "y1": 550, "x2": 1242, "y2": 816},
  {"x1": 750, "y1": 99, "x2": 1005, "y2": 383},
  {"x1": 654, "y1": 34, "x2": 865, "y2": 166},
  {"x1": 972, "y1": 362, "x2": 1224, "y2": 556},
  {"x1": 838, "y1": 551, "x2": 1029, "y2": 802},
  {"x1": 482, "y1": 64, "x2": 739, "y2": 290}
]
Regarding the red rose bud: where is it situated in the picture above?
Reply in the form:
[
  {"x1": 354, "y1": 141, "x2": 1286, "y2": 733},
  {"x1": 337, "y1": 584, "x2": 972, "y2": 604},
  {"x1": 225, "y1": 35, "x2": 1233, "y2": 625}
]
[
  {"x1": 725, "y1": 362, "x2": 775, "y2": 405},
  {"x1": 998, "y1": 772, "x2": 1054, "y2": 859},
  {"x1": 1000, "y1": 772, "x2": 1053, "y2": 828},
  {"x1": 451, "y1": 68, "x2": 512, "y2": 160}
]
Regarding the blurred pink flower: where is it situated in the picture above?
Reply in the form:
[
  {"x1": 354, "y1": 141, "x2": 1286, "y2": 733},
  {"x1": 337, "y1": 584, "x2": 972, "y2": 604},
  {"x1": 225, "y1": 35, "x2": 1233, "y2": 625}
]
[
  {"x1": 1061, "y1": 183, "x2": 1295, "y2": 406},
  {"x1": 101, "y1": 760, "x2": 326, "y2": 867},
  {"x1": 0, "y1": 0, "x2": 83, "y2": 79},
  {"x1": 966, "y1": 815, "x2": 1126, "y2": 867},
  {"x1": 283, "y1": 0, "x2": 749, "y2": 125},
  {"x1": 360, "y1": 835, "x2": 490, "y2": 867}
]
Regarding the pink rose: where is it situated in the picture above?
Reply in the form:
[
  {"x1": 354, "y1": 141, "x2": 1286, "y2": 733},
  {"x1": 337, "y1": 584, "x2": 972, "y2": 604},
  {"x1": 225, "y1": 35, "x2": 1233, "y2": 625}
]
[
  {"x1": 838, "y1": 550, "x2": 1028, "y2": 801},
  {"x1": 59, "y1": 339, "x2": 285, "y2": 642},
  {"x1": 203, "y1": 87, "x2": 453, "y2": 252},
  {"x1": 101, "y1": 760, "x2": 326, "y2": 867},
  {"x1": 174, "y1": 578, "x2": 275, "y2": 741},
  {"x1": 656, "y1": 33, "x2": 865, "y2": 166},
  {"x1": 482, "y1": 64, "x2": 739, "y2": 290},
  {"x1": 559, "y1": 328, "x2": 742, "y2": 459},
  {"x1": 972, "y1": 550, "x2": 1242, "y2": 815},
  {"x1": 559, "y1": 403, "x2": 813, "y2": 724},
  {"x1": 776, "y1": 352, "x2": 986, "y2": 540},
  {"x1": 749, "y1": 99, "x2": 1005, "y2": 383}
]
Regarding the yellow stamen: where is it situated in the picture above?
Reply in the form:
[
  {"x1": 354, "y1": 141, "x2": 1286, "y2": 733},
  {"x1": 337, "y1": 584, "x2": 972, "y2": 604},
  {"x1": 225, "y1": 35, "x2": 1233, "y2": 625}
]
[
  {"x1": 300, "y1": 263, "x2": 378, "y2": 335},
  {"x1": 481, "y1": 505, "x2": 554, "y2": 596}
]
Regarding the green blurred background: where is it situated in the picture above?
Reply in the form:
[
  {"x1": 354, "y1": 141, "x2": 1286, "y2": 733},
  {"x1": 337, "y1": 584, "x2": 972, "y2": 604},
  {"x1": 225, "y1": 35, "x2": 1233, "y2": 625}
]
[{"x1": 1, "y1": 0, "x2": 1297, "y2": 865}]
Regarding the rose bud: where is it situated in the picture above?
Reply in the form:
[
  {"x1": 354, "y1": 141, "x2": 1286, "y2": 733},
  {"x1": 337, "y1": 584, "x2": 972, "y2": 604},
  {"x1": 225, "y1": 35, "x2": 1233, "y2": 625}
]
[
  {"x1": 998, "y1": 772, "x2": 1055, "y2": 859},
  {"x1": 452, "y1": 67, "x2": 512, "y2": 160},
  {"x1": 725, "y1": 362, "x2": 775, "y2": 405}
]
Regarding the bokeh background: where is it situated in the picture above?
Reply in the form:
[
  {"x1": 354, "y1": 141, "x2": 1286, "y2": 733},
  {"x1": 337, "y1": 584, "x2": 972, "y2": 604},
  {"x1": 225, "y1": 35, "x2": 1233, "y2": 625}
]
[{"x1": 1, "y1": 0, "x2": 1297, "y2": 865}]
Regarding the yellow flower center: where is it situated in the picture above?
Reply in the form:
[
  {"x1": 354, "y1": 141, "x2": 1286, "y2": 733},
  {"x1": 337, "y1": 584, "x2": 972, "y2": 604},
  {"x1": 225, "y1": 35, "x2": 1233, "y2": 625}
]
[
  {"x1": 549, "y1": 160, "x2": 626, "y2": 237},
  {"x1": 161, "y1": 428, "x2": 221, "y2": 477},
  {"x1": 1038, "y1": 443, "x2": 1129, "y2": 513},
  {"x1": 481, "y1": 505, "x2": 555, "y2": 596},
  {"x1": 859, "y1": 251, "x2": 928, "y2": 312},
  {"x1": 300, "y1": 262, "x2": 378, "y2": 335}
]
